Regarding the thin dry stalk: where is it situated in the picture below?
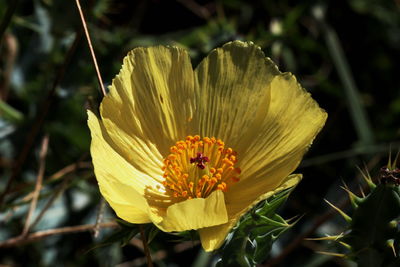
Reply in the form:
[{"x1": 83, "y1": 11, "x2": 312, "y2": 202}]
[
  {"x1": 4, "y1": 159, "x2": 90, "y2": 200},
  {"x1": 75, "y1": 0, "x2": 106, "y2": 96},
  {"x1": 29, "y1": 176, "x2": 71, "y2": 230},
  {"x1": 49, "y1": 161, "x2": 92, "y2": 182},
  {"x1": 74, "y1": 3, "x2": 154, "y2": 266},
  {"x1": 74, "y1": 2, "x2": 156, "y2": 265},
  {"x1": 93, "y1": 198, "x2": 106, "y2": 238},
  {"x1": 0, "y1": 222, "x2": 118, "y2": 248},
  {"x1": 22, "y1": 135, "x2": 49, "y2": 236},
  {"x1": 30, "y1": 155, "x2": 91, "y2": 224}
]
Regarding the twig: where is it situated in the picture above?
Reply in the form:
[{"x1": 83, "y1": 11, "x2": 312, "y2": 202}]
[
  {"x1": 29, "y1": 176, "x2": 71, "y2": 230},
  {"x1": 2, "y1": 159, "x2": 91, "y2": 201},
  {"x1": 0, "y1": 31, "x2": 82, "y2": 207},
  {"x1": 22, "y1": 135, "x2": 49, "y2": 236},
  {"x1": 93, "y1": 198, "x2": 106, "y2": 238},
  {"x1": 75, "y1": 0, "x2": 107, "y2": 96},
  {"x1": 29, "y1": 156, "x2": 90, "y2": 229},
  {"x1": 49, "y1": 161, "x2": 92, "y2": 182},
  {"x1": 139, "y1": 225, "x2": 154, "y2": 267},
  {"x1": 0, "y1": 0, "x2": 19, "y2": 47},
  {"x1": 0, "y1": 222, "x2": 118, "y2": 248},
  {"x1": 0, "y1": 33, "x2": 18, "y2": 100}
]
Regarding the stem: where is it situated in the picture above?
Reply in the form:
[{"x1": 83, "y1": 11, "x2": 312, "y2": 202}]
[{"x1": 139, "y1": 225, "x2": 154, "y2": 267}]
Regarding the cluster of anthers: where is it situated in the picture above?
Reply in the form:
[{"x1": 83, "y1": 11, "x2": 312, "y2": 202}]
[{"x1": 162, "y1": 135, "x2": 241, "y2": 200}]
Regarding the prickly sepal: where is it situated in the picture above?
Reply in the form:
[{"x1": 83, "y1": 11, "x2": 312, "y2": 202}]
[
  {"x1": 216, "y1": 188, "x2": 298, "y2": 267},
  {"x1": 326, "y1": 159, "x2": 400, "y2": 267},
  {"x1": 343, "y1": 182, "x2": 400, "y2": 267}
]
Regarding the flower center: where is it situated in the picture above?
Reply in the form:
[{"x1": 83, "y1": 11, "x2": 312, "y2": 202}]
[{"x1": 162, "y1": 135, "x2": 241, "y2": 200}]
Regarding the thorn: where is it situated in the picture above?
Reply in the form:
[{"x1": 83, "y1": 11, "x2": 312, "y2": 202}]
[
  {"x1": 358, "y1": 184, "x2": 366, "y2": 198},
  {"x1": 324, "y1": 199, "x2": 352, "y2": 223},
  {"x1": 340, "y1": 184, "x2": 363, "y2": 208},
  {"x1": 388, "y1": 149, "x2": 392, "y2": 169},
  {"x1": 338, "y1": 241, "x2": 351, "y2": 250},
  {"x1": 387, "y1": 239, "x2": 397, "y2": 257},
  {"x1": 305, "y1": 233, "x2": 344, "y2": 241},
  {"x1": 286, "y1": 214, "x2": 304, "y2": 225},
  {"x1": 394, "y1": 150, "x2": 400, "y2": 169},
  {"x1": 389, "y1": 220, "x2": 398, "y2": 229},
  {"x1": 316, "y1": 251, "x2": 346, "y2": 258},
  {"x1": 356, "y1": 165, "x2": 376, "y2": 189}
]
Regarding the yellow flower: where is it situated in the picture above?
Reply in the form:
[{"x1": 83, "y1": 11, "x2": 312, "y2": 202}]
[{"x1": 88, "y1": 41, "x2": 327, "y2": 251}]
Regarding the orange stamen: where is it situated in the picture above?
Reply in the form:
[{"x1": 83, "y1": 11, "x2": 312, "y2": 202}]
[{"x1": 161, "y1": 135, "x2": 241, "y2": 200}]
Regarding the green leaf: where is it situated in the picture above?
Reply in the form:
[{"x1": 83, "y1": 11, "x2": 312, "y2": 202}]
[
  {"x1": 146, "y1": 225, "x2": 160, "y2": 244},
  {"x1": 0, "y1": 99, "x2": 24, "y2": 123},
  {"x1": 115, "y1": 218, "x2": 138, "y2": 228},
  {"x1": 89, "y1": 222, "x2": 140, "y2": 251},
  {"x1": 217, "y1": 188, "x2": 298, "y2": 266}
]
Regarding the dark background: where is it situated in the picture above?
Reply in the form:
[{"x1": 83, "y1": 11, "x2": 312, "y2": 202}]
[{"x1": 0, "y1": 0, "x2": 399, "y2": 266}]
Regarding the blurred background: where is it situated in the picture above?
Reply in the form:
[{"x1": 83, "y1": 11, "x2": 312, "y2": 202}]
[{"x1": 0, "y1": 0, "x2": 399, "y2": 266}]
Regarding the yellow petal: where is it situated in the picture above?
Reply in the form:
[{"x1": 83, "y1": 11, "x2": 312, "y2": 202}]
[
  {"x1": 225, "y1": 73, "x2": 327, "y2": 216},
  {"x1": 193, "y1": 41, "x2": 280, "y2": 147},
  {"x1": 198, "y1": 174, "x2": 301, "y2": 251},
  {"x1": 154, "y1": 190, "x2": 228, "y2": 232},
  {"x1": 100, "y1": 46, "x2": 196, "y2": 177},
  {"x1": 88, "y1": 110, "x2": 151, "y2": 223}
]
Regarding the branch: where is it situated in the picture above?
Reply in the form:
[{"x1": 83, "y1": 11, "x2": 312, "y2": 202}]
[
  {"x1": 0, "y1": 222, "x2": 118, "y2": 248},
  {"x1": 22, "y1": 135, "x2": 49, "y2": 236}
]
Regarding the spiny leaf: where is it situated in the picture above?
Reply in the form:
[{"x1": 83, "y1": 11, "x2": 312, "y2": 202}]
[{"x1": 217, "y1": 187, "x2": 297, "y2": 266}]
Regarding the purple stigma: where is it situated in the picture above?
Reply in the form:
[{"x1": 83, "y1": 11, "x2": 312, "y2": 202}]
[{"x1": 190, "y1": 153, "x2": 209, "y2": 169}]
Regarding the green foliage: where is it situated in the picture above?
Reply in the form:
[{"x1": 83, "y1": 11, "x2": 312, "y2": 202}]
[
  {"x1": 92, "y1": 220, "x2": 140, "y2": 250},
  {"x1": 93, "y1": 220, "x2": 162, "y2": 251},
  {"x1": 216, "y1": 188, "x2": 296, "y2": 267}
]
